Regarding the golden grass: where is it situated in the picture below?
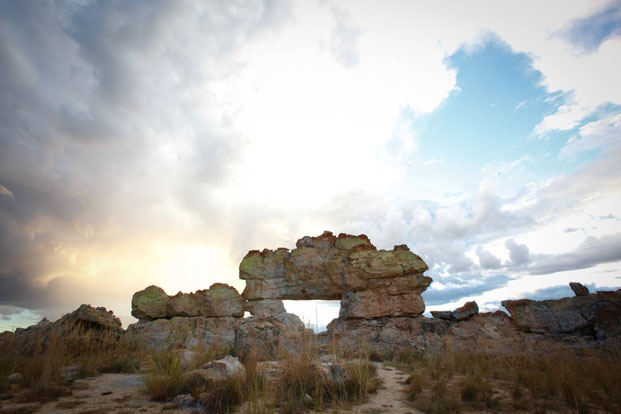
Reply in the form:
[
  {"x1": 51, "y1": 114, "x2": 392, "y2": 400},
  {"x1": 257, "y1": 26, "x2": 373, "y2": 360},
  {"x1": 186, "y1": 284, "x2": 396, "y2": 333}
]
[{"x1": 394, "y1": 344, "x2": 621, "y2": 414}]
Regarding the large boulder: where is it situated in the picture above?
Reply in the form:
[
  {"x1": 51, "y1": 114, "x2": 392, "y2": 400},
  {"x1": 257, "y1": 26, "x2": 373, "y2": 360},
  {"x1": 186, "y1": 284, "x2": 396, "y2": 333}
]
[
  {"x1": 131, "y1": 284, "x2": 244, "y2": 321},
  {"x1": 124, "y1": 316, "x2": 237, "y2": 351},
  {"x1": 502, "y1": 287, "x2": 621, "y2": 339},
  {"x1": 245, "y1": 299, "x2": 286, "y2": 316},
  {"x1": 131, "y1": 285, "x2": 169, "y2": 320},
  {"x1": 234, "y1": 313, "x2": 308, "y2": 360},
  {"x1": 202, "y1": 355, "x2": 245, "y2": 381}
]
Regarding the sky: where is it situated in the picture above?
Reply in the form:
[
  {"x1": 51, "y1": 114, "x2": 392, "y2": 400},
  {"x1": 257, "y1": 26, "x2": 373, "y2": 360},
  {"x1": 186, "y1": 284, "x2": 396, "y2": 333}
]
[{"x1": 1, "y1": 0, "x2": 620, "y2": 331}]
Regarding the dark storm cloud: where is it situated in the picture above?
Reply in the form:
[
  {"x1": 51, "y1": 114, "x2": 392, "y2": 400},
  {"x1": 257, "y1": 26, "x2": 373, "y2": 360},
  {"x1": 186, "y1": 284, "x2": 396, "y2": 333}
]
[
  {"x1": 562, "y1": 1, "x2": 621, "y2": 53},
  {"x1": 0, "y1": 0, "x2": 291, "y2": 312},
  {"x1": 422, "y1": 274, "x2": 510, "y2": 306}
]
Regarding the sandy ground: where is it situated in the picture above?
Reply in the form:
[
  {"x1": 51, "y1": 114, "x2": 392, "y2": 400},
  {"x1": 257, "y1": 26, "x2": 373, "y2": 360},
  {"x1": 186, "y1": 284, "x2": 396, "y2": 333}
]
[
  {"x1": 332, "y1": 363, "x2": 420, "y2": 414},
  {"x1": 0, "y1": 363, "x2": 422, "y2": 414},
  {"x1": 0, "y1": 374, "x2": 195, "y2": 414}
]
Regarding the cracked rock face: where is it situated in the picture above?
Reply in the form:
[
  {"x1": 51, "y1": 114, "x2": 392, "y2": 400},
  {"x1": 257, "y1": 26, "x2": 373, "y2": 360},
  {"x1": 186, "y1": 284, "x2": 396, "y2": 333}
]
[{"x1": 240, "y1": 231, "x2": 431, "y2": 319}]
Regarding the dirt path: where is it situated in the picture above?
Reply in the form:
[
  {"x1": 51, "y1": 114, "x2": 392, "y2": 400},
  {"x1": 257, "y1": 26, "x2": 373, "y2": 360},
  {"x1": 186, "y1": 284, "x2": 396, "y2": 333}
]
[{"x1": 335, "y1": 363, "x2": 420, "y2": 414}]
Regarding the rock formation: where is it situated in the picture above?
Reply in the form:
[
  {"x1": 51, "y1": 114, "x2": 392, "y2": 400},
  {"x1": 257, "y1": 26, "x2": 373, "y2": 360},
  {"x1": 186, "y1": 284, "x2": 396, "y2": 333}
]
[
  {"x1": 431, "y1": 301, "x2": 479, "y2": 321},
  {"x1": 126, "y1": 283, "x2": 309, "y2": 356},
  {"x1": 11, "y1": 305, "x2": 123, "y2": 354},
  {"x1": 502, "y1": 288, "x2": 621, "y2": 341},
  {"x1": 132, "y1": 283, "x2": 244, "y2": 320},
  {"x1": 240, "y1": 231, "x2": 431, "y2": 319}
]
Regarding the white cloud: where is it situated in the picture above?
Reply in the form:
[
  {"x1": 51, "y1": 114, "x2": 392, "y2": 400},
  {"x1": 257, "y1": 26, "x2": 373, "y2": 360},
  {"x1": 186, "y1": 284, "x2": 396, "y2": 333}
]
[{"x1": 561, "y1": 113, "x2": 621, "y2": 158}]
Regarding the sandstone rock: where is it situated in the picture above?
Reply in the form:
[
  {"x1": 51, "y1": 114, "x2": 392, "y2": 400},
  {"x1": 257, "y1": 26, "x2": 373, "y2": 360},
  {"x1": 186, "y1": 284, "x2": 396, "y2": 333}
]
[
  {"x1": 430, "y1": 311, "x2": 454, "y2": 320},
  {"x1": 132, "y1": 284, "x2": 244, "y2": 321},
  {"x1": 245, "y1": 299, "x2": 286, "y2": 316},
  {"x1": 452, "y1": 301, "x2": 479, "y2": 321},
  {"x1": 15, "y1": 305, "x2": 123, "y2": 354},
  {"x1": 322, "y1": 316, "x2": 449, "y2": 356},
  {"x1": 235, "y1": 313, "x2": 308, "y2": 360},
  {"x1": 570, "y1": 282, "x2": 590, "y2": 296},
  {"x1": 339, "y1": 290, "x2": 426, "y2": 319},
  {"x1": 202, "y1": 355, "x2": 245, "y2": 381},
  {"x1": 125, "y1": 316, "x2": 237, "y2": 351},
  {"x1": 132, "y1": 285, "x2": 169, "y2": 320},
  {"x1": 240, "y1": 231, "x2": 430, "y2": 302},
  {"x1": 502, "y1": 287, "x2": 621, "y2": 339}
]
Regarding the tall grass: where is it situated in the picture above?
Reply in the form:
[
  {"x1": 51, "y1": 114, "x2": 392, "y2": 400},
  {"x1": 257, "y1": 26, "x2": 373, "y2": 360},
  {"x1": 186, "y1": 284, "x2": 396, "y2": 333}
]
[
  {"x1": 395, "y1": 343, "x2": 621, "y2": 414},
  {"x1": 0, "y1": 322, "x2": 140, "y2": 402}
]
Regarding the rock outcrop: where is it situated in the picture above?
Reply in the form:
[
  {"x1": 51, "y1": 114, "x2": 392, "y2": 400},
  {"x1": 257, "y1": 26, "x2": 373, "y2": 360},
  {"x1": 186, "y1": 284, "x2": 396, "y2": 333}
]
[
  {"x1": 245, "y1": 299, "x2": 286, "y2": 316},
  {"x1": 502, "y1": 288, "x2": 621, "y2": 341},
  {"x1": 132, "y1": 284, "x2": 244, "y2": 321},
  {"x1": 431, "y1": 301, "x2": 479, "y2": 321},
  {"x1": 125, "y1": 316, "x2": 238, "y2": 351},
  {"x1": 240, "y1": 231, "x2": 431, "y2": 319},
  {"x1": 14, "y1": 305, "x2": 123, "y2": 354},
  {"x1": 569, "y1": 282, "x2": 590, "y2": 296},
  {"x1": 235, "y1": 313, "x2": 309, "y2": 360}
]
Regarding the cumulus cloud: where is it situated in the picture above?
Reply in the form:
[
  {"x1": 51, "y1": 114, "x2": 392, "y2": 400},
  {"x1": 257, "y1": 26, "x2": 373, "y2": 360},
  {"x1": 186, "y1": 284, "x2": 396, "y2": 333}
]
[
  {"x1": 476, "y1": 246, "x2": 502, "y2": 269},
  {"x1": 505, "y1": 239, "x2": 532, "y2": 267}
]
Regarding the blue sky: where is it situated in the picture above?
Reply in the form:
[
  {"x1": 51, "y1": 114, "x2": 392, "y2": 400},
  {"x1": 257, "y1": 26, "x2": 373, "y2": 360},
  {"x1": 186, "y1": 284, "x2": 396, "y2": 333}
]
[{"x1": 0, "y1": 0, "x2": 620, "y2": 331}]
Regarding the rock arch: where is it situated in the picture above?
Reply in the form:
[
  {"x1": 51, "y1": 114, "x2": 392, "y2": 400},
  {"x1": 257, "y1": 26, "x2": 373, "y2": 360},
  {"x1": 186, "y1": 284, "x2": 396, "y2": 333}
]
[{"x1": 240, "y1": 231, "x2": 432, "y2": 319}]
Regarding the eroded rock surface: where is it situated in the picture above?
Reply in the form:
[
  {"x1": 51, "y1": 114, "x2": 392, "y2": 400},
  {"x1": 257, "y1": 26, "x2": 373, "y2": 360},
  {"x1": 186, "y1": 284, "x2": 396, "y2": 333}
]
[
  {"x1": 235, "y1": 313, "x2": 309, "y2": 360},
  {"x1": 124, "y1": 316, "x2": 237, "y2": 351},
  {"x1": 502, "y1": 288, "x2": 621, "y2": 340},
  {"x1": 13, "y1": 304, "x2": 123, "y2": 354},
  {"x1": 131, "y1": 283, "x2": 244, "y2": 321},
  {"x1": 240, "y1": 231, "x2": 431, "y2": 318},
  {"x1": 432, "y1": 301, "x2": 479, "y2": 321},
  {"x1": 245, "y1": 299, "x2": 286, "y2": 316}
]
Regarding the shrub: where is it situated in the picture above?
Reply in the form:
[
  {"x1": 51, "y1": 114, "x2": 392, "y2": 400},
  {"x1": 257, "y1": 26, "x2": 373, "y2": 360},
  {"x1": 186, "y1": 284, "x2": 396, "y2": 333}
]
[
  {"x1": 144, "y1": 350, "x2": 188, "y2": 401},
  {"x1": 199, "y1": 375, "x2": 245, "y2": 414}
]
